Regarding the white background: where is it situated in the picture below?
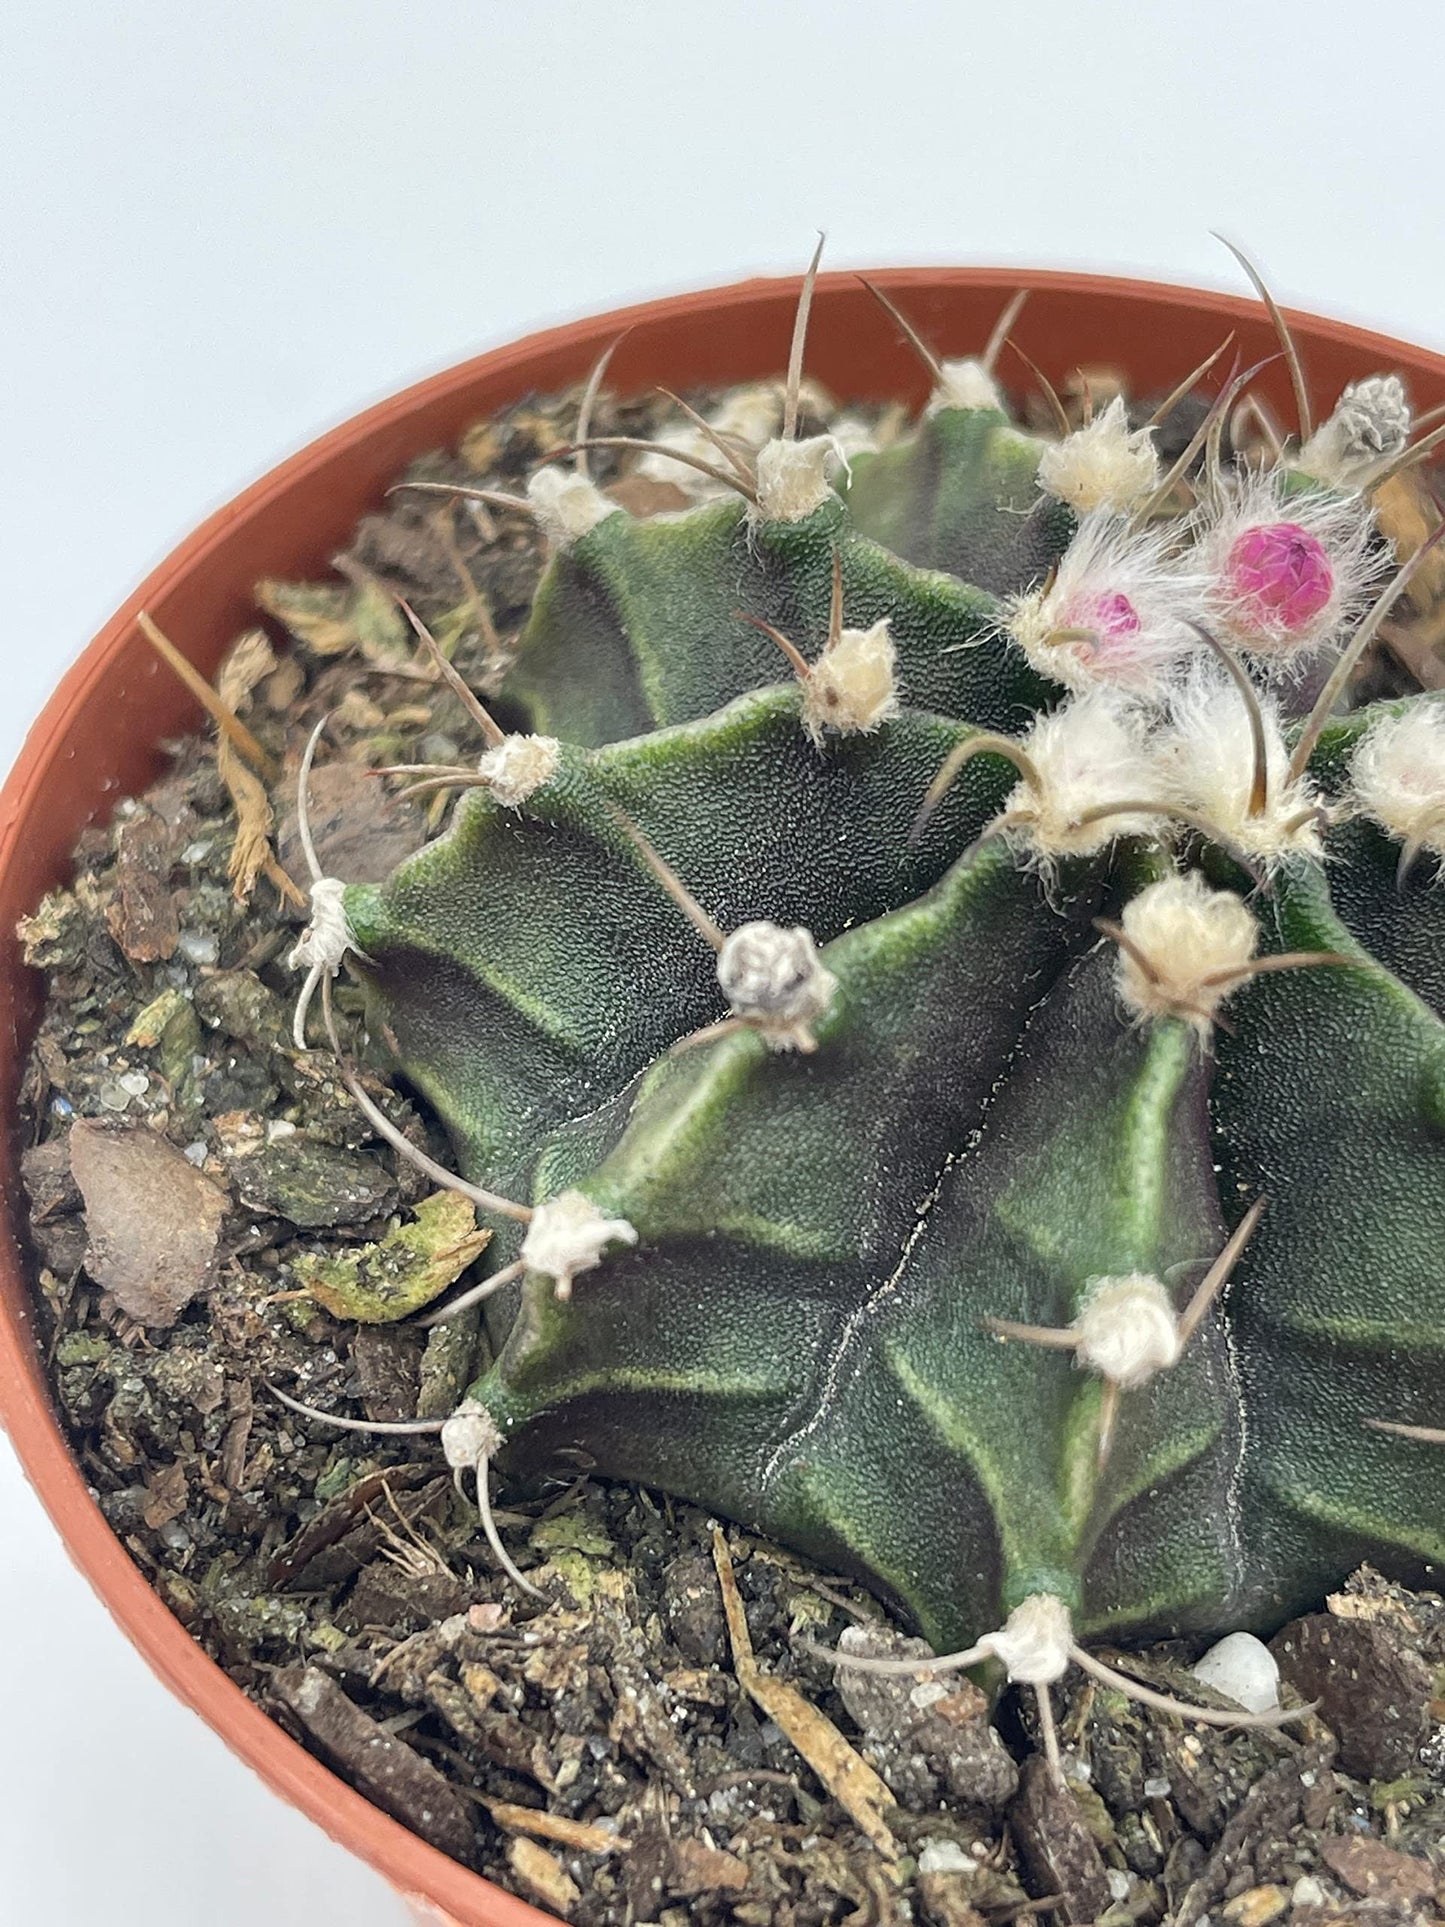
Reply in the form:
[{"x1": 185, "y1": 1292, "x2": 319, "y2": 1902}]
[{"x1": 3, "y1": 4, "x2": 1445, "y2": 1920}]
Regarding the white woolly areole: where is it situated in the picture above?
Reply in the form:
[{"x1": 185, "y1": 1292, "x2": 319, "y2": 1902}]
[
  {"x1": 979, "y1": 1594, "x2": 1073, "y2": 1685},
  {"x1": 1116, "y1": 873, "x2": 1259, "y2": 1033},
  {"x1": 1298, "y1": 375, "x2": 1411, "y2": 487},
  {"x1": 1158, "y1": 667, "x2": 1324, "y2": 859},
  {"x1": 1190, "y1": 1632, "x2": 1281, "y2": 1715},
  {"x1": 526, "y1": 465, "x2": 622, "y2": 548},
  {"x1": 441, "y1": 1399, "x2": 504, "y2": 1471},
  {"x1": 804, "y1": 620, "x2": 899, "y2": 744},
  {"x1": 1349, "y1": 705, "x2": 1445, "y2": 855},
  {"x1": 520, "y1": 1190, "x2": 638, "y2": 1299},
  {"x1": 927, "y1": 358, "x2": 1003, "y2": 415},
  {"x1": 753, "y1": 436, "x2": 836, "y2": 523},
  {"x1": 1194, "y1": 468, "x2": 1383, "y2": 661},
  {"x1": 717, "y1": 920, "x2": 837, "y2": 1050},
  {"x1": 1006, "y1": 512, "x2": 1208, "y2": 698},
  {"x1": 288, "y1": 876, "x2": 352, "y2": 973},
  {"x1": 1006, "y1": 693, "x2": 1168, "y2": 858},
  {"x1": 635, "y1": 383, "x2": 783, "y2": 499},
  {"x1": 476, "y1": 733, "x2": 560, "y2": 809},
  {"x1": 1073, "y1": 1274, "x2": 1183, "y2": 1388},
  {"x1": 1037, "y1": 397, "x2": 1160, "y2": 514}
]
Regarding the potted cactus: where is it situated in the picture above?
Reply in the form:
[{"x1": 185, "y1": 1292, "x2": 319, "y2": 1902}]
[{"x1": 3, "y1": 259, "x2": 1443, "y2": 1926}]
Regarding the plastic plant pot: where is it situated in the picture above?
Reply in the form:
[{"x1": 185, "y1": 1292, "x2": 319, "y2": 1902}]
[{"x1": 3, "y1": 267, "x2": 1443, "y2": 1927}]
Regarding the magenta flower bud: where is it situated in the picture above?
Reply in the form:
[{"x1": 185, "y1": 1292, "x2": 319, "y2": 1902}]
[
  {"x1": 1084, "y1": 590, "x2": 1142, "y2": 640},
  {"x1": 1225, "y1": 522, "x2": 1334, "y2": 638},
  {"x1": 1059, "y1": 589, "x2": 1142, "y2": 669}
]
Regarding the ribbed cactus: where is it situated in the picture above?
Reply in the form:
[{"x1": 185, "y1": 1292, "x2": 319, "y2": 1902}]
[{"x1": 286, "y1": 267, "x2": 1445, "y2": 1745}]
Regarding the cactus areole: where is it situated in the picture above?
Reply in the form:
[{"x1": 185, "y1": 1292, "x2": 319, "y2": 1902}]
[{"x1": 288, "y1": 274, "x2": 1445, "y2": 1675}]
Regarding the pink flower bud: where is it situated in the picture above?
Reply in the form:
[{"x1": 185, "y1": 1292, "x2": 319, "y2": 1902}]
[
  {"x1": 1056, "y1": 589, "x2": 1142, "y2": 669},
  {"x1": 1083, "y1": 590, "x2": 1142, "y2": 640},
  {"x1": 1225, "y1": 523, "x2": 1333, "y2": 638}
]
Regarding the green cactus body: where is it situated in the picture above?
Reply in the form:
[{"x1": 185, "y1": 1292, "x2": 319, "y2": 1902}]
[
  {"x1": 840, "y1": 401, "x2": 1076, "y2": 591},
  {"x1": 338, "y1": 342, "x2": 1445, "y2": 1657}
]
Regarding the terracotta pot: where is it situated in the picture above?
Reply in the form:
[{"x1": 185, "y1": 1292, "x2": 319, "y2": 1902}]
[{"x1": 3, "y1": 268, "x2": 1444, "y2": 1927}]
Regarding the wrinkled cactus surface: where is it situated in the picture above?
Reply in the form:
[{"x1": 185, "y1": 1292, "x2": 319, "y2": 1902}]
[{"x1": 329, "y1": 301, "x2": 1445, "y2": 1658}]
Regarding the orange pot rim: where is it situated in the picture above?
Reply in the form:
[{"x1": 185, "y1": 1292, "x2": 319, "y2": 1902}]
[{"x1": 4, "y1": 265, "x2": 1445, "y2": 1927}]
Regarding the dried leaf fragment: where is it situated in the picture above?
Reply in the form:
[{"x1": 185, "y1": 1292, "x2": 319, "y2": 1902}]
[
  {"x1": 710, "y1": 1526, "x2": 899, "y2": 1861},
  {"x1": 105, "y1": 814, "x2": 179, "y2": 962},
  {"x1": 214, "y1": 629, "x2": 301, "y2": 905},
  {"x1": 142, "y1": 1460, "x2": 190, "y2": 1531},
  {"x1": 273, "y1": 1665, "x2": 474, "y2": 1861},
  {"x1": 294, "y1": 1190, "x2": 491, "y2": 1323},
  {"x1": 1319, "y1": 1835, "x2": 1437, "y2": 1903},
  {"x1": 666, "y1": 1835, "x2": 750, "y2": 1896},
  {"x1": 484, "y1": 1801, "x2": 627, "y2": 1856},
  {"x1": 506, "y1": 1836, "x2": 580, "y2": 1916},
  {"x1": 276, "y1": 758, "x2": 426, "y2": 886},
  {"x1": 257, "y1": 571, "x2": 410, "y2": 669},
  {"x1": 69, "y1": 1118, "x2": 228, "y2": 1327}
]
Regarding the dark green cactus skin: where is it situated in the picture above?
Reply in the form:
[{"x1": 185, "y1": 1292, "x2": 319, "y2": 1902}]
[
  {"x1": 840, "y1": 403, "x2": 1075, "y2": 594},
  {"x1": 504, "y1": 492, "x2": 1050, "y2": 747},
  {"x1": 345, "y1": 400, "x2": 1445, "y2": 1651}
]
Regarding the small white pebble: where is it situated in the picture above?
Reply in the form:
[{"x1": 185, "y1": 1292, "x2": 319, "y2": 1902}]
[
  {"x1": 1190, "y1": 1631, "x2": 1281, "y2": 1715},
  {"x1": 909, "y1": 1680, "x2": 949, "y2": 1710},
  {"x1": 917, "y1": 1840, "x2": 978, "y2": 1876},
  {"x1": 183, "y1": 1141, "x2": 208, "y2": 1166},
  {"x1": 1292, "y1": 1876, "x2": 1326, "y2": 1908},
  {"x1": 266, "y1": 1119, "x2": 297, "y2": 1142},
  {"x1": 1143, "y1": 1775, "x2": 1171, "y2": 1799},
  {"x1": 116, "y1": 1070, "x2": 150, "y2": 1098},
  {"x1": 177, "y1": 929, "x2": 220, "y2": 965},
  {"x1": 1107, "y1": 1870, "x2": 1131, "y2": 1902}
]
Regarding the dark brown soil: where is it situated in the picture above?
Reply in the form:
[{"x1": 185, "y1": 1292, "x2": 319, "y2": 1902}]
[{"x1": 15, "y1": 377, "x2": 1445, "y2": 1926}]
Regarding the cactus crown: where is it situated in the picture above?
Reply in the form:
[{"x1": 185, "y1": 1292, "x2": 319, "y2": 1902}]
[{"x1": 281, "y1": 256, "x2": 1445, "y2": 1750}]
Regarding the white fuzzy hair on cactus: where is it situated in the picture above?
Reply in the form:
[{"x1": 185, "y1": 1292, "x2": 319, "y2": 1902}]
[
  {"x1": 1349, "y1": 704, "x2": 1445, "y2": 869},
  {"x1": 1003, "y1": 691, "x2": 1170, "y2": 858},
  {"x1": 1159, "y1": 665, "x2": 1325, "y2": 860},
  {"x1": 1114, "y1": 872, "x2": 1260, "y2": 1034},
  {"x1": 1193, "y1": 468, "x2": 1383, "y2": 663},
  {"x1": 1006, "y1": 513, "x2": 1208, "y2": 698},
  {"x1": 1037, "y1": 396, "x2": 1161, "y2": 515}
]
